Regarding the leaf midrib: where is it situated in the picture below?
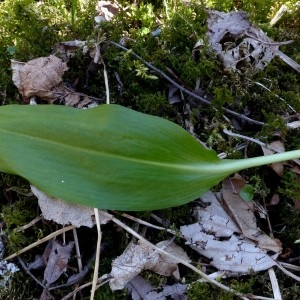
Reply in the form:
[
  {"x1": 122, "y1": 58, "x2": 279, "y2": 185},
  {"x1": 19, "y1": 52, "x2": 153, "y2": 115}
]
[{"x1": 0, "y1": 127, "x2": 218, "y2": 173}]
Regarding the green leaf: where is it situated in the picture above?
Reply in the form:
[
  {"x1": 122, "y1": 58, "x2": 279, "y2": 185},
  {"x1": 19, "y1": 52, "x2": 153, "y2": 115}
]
[
  {"x1": 0, "y1": 104, "x2": 299, "y2": 211},
  {"x1": 239, "y1": 184, "x2": 254, "y2": 202}
]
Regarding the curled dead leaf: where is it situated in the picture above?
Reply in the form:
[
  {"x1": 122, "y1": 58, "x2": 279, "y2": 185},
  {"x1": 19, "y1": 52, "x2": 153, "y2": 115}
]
[
  {"x1": 109, "y1": 240, "x2": 190, "y2": 290},
  {"x1": 205, "y1": 9, "x2": 299, "y2": 73},
  {"x1": 11, "y1": 55, "x2": 68, "y2": 102},
  {"x1": 222, "y1": 175, "x2": 281, "y2": 253}
]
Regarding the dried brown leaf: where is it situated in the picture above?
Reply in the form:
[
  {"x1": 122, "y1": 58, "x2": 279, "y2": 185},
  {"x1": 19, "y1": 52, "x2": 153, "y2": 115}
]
[
  {"x1": 40, "y1": 289, "x2": 55, "y2": 300},
  {"x1": 181, "y1": 187, "x2": 282, "y2": 273},
  {"x1": 43, "y1": 240, "x2": 74, "y2": 287},
  {"x1": 109, "y1": 240, "x2": 189, "y2": 290},
  {"x1": 110, "y1": 240, "x2": 158, "y2": 290},
  {"x1": 221, "y1": 174, "x2": 281, "y2": 252},
  {"x1": 193, "y1": 190, "x2": 241, "y2": 237},
  {"x1": 149, "y1": 241, "x2": 190, "y2": 278},
  {"x1": 205, "y1": 9, "x2": 296, "y2": 72},
  {"x1": 96, "y1": 1, "x2": 120, "y2": 22},
  {"x1": 28, "y1": 255, "x2": 45, "y2": 271},
  {"x1": 64, "y1": 93, "x2": 81, "y2": 107},
  {"x1": 127, "y1": 275, "x2": 187, "y2": 300},
  {"x1": 126, "y1": 275, "x2": 153, "y2": 300},
  {"x1": 11, "y1": 55, "x2": 68, "y2": 102}
]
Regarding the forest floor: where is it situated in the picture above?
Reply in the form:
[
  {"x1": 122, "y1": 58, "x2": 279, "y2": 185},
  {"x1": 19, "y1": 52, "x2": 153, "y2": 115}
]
[{"x1": 1, "y1": 1, "x2": 300, "y2": 299}]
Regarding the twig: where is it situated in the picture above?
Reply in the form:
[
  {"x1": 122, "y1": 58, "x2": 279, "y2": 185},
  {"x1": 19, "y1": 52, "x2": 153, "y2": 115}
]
[
  {"x1": 109, "y1": 41, "x2": 264, "y2": 126},
  {"x1": 270, "y1": 5, "x2": 289, "y2": 26},
  {"x1": 90, "y1": 208, "x2": 102, "y2": 299},
  {"x1": 17, "y1": 256, "x2": 46, "y2": 289},
  {"x1": 223, "y1": 129, "x2": 300, "y2": 165},
  {"x1": 279, "y1": 261, "x2": 300, "y2": 271},
  {"x1": 244, "y1": 30, "x2": 293, "y2": 46},
  {"x1": 117, "y1": 212, "x2": 177, "y2": 235},
  {"x1": 276, "y1": 262, "x2": 300, "y2": 282},
  {"x1": 61, "y1": 275, "x2": 111, "y2": 300},
  {"x1": 163, "y1": 0, "x2": 169, "y2": 20},
  {"x1": 262, "y1": 198, "x2": 275, "y2": 239},
  {"x1": 223, "y1": 129, "x2": 283, "y2": 151},
  {"x1": 268, "y1": 268, "x2": 282, "y2": 300},
  {"x1": 73, "y1": 228, "x2": 83, "y2": 272},
  {"x1": 89, "y1": 45, "x2": 109, "y2": 299},
  {"x1": 5, "y1": 225, "x2": 75, "y2": 260},
  {"x1": 13, "y1": 215, "x2": 42, "y2": 233}
]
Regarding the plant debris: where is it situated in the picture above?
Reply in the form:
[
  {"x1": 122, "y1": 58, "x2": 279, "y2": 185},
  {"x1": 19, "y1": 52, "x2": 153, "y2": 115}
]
[
  {"x1": 109, "y1": 240, "x2": 190, "y2": 290},
  {"x1": 206, "y1": 9, "x2": 300, "y2": 73},
  {"x1": 181, "y1": 177, "x2": 281, "y2": 273}
]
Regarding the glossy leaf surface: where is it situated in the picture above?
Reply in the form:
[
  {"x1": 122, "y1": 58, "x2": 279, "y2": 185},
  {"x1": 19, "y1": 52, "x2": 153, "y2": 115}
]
[{"x1": 0, "y1": 104, "x2": 299, "y2": 211}]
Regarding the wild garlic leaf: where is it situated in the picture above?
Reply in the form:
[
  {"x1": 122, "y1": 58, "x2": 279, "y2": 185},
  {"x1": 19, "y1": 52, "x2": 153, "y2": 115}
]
[{"x1": 0, "y1": 104, "x2": 299, "y2": 211}]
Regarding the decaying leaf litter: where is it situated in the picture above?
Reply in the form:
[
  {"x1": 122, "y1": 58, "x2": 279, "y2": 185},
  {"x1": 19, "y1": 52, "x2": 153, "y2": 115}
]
[{"x1": 2, "y1": 4, "x2": 300, "y2": 300}]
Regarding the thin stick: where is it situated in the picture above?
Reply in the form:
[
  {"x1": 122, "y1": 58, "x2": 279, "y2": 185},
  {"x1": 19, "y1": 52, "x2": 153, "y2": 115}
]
[
  {"x1": 13, "y1": 215, "x2": 42, "y2": 233},
  {"x1": 163, "y1": 0, "x2": 169, "y2": 20},
  {"x1": 103, "y1": 64, "x2": 110, "y2": 104},
  {"x1": 89, "y1": 47, "x2": 108, "y2": 299},
  {"x1": 224, "y1": 129, "x2": 272, "y2": 149},
  {"x1": 61, "y1": 275, "x2": 110, "y2": 300},
  {"x1": 117, "y1": 212, "x2": 177, "y2": 235},
  {"x1": 110, "y1": 41, "x2": 264, "y2": 126},
  {"x1": 5, "y1": 225, "x2": 75, "y2": 260},
  {"x1": 276, "y1": 262, "x2": 300, "y2": 282},
  {"x1": 17, "y1": 256, "x2": 46, "y2": 289},
  {"x1": 90, "y1": 208, "x2": 102, "y2": 299},
  {"x1": 268, "y1": 268, "x2": 282, "y2": 300},
  {"x1": 95, "y1": 42, "x2": 110, "y2": 105},
  {"x1": 223, "y1": 129, "x2": 300, "y2": 165},
  {"x1": 73, "y1": 228, "x2": 83, "y2": 272}
]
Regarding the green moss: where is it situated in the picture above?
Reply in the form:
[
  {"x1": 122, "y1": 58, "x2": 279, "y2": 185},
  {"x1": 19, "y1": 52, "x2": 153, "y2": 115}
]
[
  {"x1": 94, "y1": 285, "x2": 129, "y2": 300},
  {"x1": 1, "y1": 196, "x2": 39, "y2": 252},
  {"x1": 212, "y1": 86, "x2": 234, "y2": 108},
  {"x1": 250, "y1": 174, "x2": 271, "y2": 199},
  {"x1": 187, "y1": 276, "x2": 254, "y2": 300},
  {"x1": 0, "y1": 271, "x2": 41, "y2": 299},
  {"x1": 278, "y1": 170, "x2": 299, "y2": 201},
  {"x1": 187, "y1": 282, "x2": 233, "y2": 300}
]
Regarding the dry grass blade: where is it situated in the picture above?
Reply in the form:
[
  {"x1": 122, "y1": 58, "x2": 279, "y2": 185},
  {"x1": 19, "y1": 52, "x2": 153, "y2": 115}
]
[
  {"x1": 90, "y1": 208, "x2": 102, "y2": 299},
  {"x1": 268, "y1": 268, "x2": 282, "y2": 300},
  {"x1": 5, "y1": 225, "x2": 75, "y2": 261}
]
